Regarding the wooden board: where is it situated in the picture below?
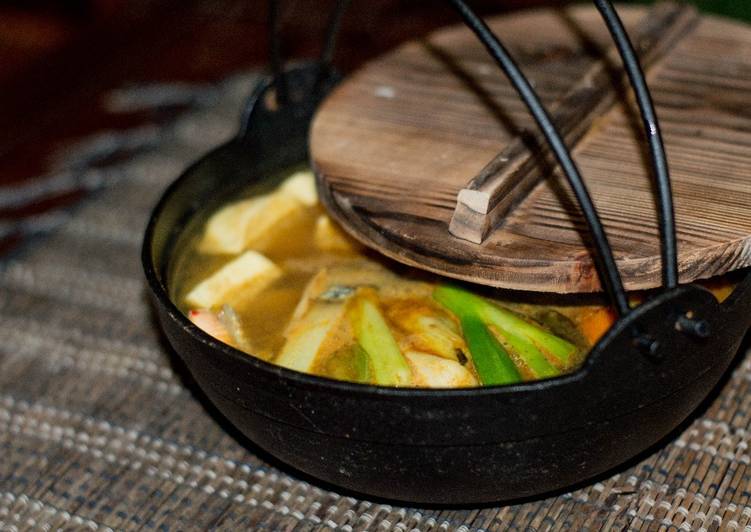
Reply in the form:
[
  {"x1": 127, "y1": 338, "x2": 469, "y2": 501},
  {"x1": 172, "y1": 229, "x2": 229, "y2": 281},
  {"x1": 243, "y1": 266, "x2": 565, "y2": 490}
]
[{"x1": 311, "y1": 4, "x2": 751, "y2": 293}]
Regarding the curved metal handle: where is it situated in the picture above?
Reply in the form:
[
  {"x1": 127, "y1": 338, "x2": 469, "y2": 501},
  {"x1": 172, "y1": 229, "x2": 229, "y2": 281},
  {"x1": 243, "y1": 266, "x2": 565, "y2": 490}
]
[
  {"x1": 239, "y1": 2, "x2": 348, "y2": 165},
  {"x1": 267, "y1": 0, "x2": 350, "y2": 107},
  {"x1": 594, "y1": 0, "x2": 679, "y2": 290},
  {"x1": 238, "y1": 62, "x2": 340, "y2": 158}
]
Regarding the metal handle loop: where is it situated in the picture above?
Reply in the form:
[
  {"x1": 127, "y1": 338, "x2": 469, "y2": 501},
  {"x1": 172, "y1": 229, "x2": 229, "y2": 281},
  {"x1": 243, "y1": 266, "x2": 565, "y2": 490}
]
[
  {"x1": 268, "y1": 0, "x2": 288, "y2": 105},
  {"x1": 267, "y1": 0, "x2": 350, "y2": 106},
  {"x1": 594, "y1": 0, "x2": 678, "y2": 290}
]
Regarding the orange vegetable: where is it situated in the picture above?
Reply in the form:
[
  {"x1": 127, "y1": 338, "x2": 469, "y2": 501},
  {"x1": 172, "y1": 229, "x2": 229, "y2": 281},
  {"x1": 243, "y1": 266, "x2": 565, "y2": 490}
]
[
  {"x1": 579, "y1": 307, "x2": 617, "y2": 345},
  {"x1": 189, "y1": 309, "x2": 233, "y2": 345},
  {"x1": 699, "y1": 278, "x2": 736, "y2": 303}
]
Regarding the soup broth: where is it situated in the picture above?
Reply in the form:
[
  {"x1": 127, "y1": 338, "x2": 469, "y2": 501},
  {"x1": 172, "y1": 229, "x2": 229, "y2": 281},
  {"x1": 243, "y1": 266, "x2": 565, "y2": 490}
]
[{"x1": 171, "y1": 170, "x2": 622, "y2": 387}]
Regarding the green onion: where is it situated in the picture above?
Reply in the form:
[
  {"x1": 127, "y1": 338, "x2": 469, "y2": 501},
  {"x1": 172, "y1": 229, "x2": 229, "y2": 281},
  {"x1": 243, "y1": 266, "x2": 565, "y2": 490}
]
[
  {"x1": 324, "y1": 344, "x2": 371, "y2": 383},
  {"x1": 492, "y1": 327, "x2": 558, "y2": 379},
  {"x1": 460, "y1": 316, "x2": 521, "y2": 385},
  {"x1": 434, "y1": 285, "x2": 578, "y2": 380},
  {"x1": 350, "y1": 296, "x2": 411, "y2": 386},
  {"x1": 480, "y1": 302, "x2": 577, "y2": 365}
]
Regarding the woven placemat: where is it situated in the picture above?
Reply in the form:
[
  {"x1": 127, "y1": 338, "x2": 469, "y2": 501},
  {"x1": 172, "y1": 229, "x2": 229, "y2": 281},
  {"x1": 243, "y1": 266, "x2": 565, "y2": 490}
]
[{"x1": 1, "y1": 73, "x2": 750, "y2": 532}]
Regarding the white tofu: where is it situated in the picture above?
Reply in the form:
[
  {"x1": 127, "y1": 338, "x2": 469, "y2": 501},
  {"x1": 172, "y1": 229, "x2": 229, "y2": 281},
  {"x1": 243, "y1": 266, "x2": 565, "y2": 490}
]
[
  {"x1": 314, "y1": 215, "x2": 358, "y2": 252},
  {"x1": 199, "y1": 196, "x2": 268, "y2": 255},
  {"x1": 185, "y1": 250, "x2": 282, "y2": 309},
  {"x1": 199, "y1": 191, "x2": 306, "y2": 255},
  {"x1": 198, "y1": 170, "x2": 318, "y2": 256},
  {"x1": 242, "y1": 192, "x2": 306, "y2": 249},
  {"x1": 279, "y1": 170, "x2": 318, "y2": 206},
  {"x1": 405, "y1": 351, "x2": 478, "y2": 388}
]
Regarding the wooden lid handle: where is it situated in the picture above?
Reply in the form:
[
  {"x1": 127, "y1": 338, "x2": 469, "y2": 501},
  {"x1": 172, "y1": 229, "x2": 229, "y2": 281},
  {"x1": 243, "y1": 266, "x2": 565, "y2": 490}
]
[{"x1": 449, "y1": 3, "x2": 698, "y2": 244}]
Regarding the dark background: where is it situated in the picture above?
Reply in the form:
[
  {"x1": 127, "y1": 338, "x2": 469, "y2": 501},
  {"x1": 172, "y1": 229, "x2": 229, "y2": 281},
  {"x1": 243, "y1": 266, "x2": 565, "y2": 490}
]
[
  {"x1": 0, "y1": 0, "x2": 749, "y2": 256},
  {"x1": 1, "y1": 0, "x2": 749, "y2": 161}
]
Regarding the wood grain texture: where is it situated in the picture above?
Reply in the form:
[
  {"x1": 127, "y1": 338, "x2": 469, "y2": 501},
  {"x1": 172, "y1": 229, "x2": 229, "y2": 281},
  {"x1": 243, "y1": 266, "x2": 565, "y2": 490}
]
[
  {"x1": 450, "y1": 2, "x2": 698, "y2": 244},
  {"x1": 311, "y1": 4, "x2": 751, "y2": 293}
]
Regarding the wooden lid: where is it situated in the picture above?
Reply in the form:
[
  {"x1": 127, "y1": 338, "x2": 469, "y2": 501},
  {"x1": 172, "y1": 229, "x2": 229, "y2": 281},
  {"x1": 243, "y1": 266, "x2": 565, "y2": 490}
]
[{"x1": 311, "y1": 4, "x2": 751, "y2": 293}]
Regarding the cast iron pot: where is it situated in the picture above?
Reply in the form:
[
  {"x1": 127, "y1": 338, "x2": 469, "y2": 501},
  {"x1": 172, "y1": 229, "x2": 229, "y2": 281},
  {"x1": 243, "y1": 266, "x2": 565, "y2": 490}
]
[{"x1": 142, "y1": 63, "x2": 751, "y2": 504}]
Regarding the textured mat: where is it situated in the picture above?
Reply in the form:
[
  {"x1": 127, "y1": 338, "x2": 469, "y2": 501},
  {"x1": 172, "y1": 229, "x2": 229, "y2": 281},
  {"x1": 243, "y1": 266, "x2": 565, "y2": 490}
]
[{"x1": 1, "y1": 73, "x2": 750, "y2": 532}]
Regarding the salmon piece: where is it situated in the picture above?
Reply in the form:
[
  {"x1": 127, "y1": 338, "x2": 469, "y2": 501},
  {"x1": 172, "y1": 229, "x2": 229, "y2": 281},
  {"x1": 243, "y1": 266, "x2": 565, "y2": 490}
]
[{"x1": 189, "y1": 309, "x2": 233, "y2": 345}]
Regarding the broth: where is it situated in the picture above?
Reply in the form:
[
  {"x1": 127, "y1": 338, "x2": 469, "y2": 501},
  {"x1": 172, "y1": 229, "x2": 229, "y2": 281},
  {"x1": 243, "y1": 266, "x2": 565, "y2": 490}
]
[{"x1": 170, "y1": 170, "x2": 624, "y2": 387}]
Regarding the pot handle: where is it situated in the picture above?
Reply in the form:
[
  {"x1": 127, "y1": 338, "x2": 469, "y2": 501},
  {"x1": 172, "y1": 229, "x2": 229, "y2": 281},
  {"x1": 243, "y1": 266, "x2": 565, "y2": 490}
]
[
  {"x1": 237, "y1": 63, "x2": 339, "y2": 161},
  {"x1": 266, "y1": 0, "x2": 349, "y2": 107},
  {"x1": 236, "y1": 1, "x2": 347, "y2": 159}
]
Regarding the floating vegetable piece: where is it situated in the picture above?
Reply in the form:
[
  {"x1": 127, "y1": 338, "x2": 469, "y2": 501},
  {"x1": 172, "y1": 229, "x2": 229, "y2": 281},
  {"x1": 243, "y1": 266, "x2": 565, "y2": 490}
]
[
  {"x1": 184, "y1": 250, "x2": 282, "y2": 308},
  {"x1": 276, "y1": 302, "x2": 347, "y2": 373},
  {"x1": 491, "y1": 326, "x2": 558, "y2": 379},
  {"x1": 387, "y1": 301, "x2": 467, "y2": 361},
  {"x1": 199, "y1": 190, "x2": 307, "y2": 255},
  {"x1": 481, "y1": 303, "x2": 577, "y2": 366},
  {"x1": 459, "y1": 316, "x2": 521, "y2": 385},
  {"x1": 350, "y1": 293, "x2": 412, "y2": 386},
  {"x1": 322, "y1": 344, "x2": 371, "y2": 383},
  {"x1": 405, "y1": 351, "x2": 477, "y2": 388},
  {"x1": 352, "y1": 344, "x2": 372, "y2": 382},
  {"x1": 218, "y1": 304, "x2": 251, "y2": 351},
  {"x1": 579, "y1": 307, "x2": 617, "y2": 345},
  {"x1": 280, "y1": 170, "x2": 318, "y2": 206},
  {"x1": 533, "y1": 309, "x2": 590, "y2": 357},
  {"x1": 314, "y1": 215, "x2": 359, "y2": 252},
  {"x1": 189, "y1": 309, "x2": 233, "y2": 345},
  {"x1": 434, "y1": 285, "x2": 578, "y2": 366}
]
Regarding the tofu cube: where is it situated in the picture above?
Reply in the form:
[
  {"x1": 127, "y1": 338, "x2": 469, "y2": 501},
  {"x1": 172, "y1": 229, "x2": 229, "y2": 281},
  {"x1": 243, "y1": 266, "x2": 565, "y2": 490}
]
[
  {"x1": 199, "y1": 196, "x2": 266, "y2": 255},
  {"x1": 199, "y1": 192, "x2": 305, "y2": 255},
  {"x1": 279, "y1": 170, "x2": 318, "y2": 206},
  {"x1": 185, "y1": 250, "x2": 281, "y2": 308},
  {"x1": 314, "y1": 215, "x2": 359, "y2": 252}
]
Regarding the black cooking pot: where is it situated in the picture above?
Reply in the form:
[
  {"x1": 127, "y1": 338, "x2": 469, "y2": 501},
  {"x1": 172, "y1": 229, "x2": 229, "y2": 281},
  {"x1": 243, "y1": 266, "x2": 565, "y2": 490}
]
[{"x1": 142, "y1": 63, "x2": 751, "y2": 504}]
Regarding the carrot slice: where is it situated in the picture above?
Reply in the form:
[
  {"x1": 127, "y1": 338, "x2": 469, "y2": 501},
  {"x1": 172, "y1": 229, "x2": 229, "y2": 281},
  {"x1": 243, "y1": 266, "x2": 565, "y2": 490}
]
[{"x1": 579, "y1": 307, "x2": 617, "y2": 345}]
